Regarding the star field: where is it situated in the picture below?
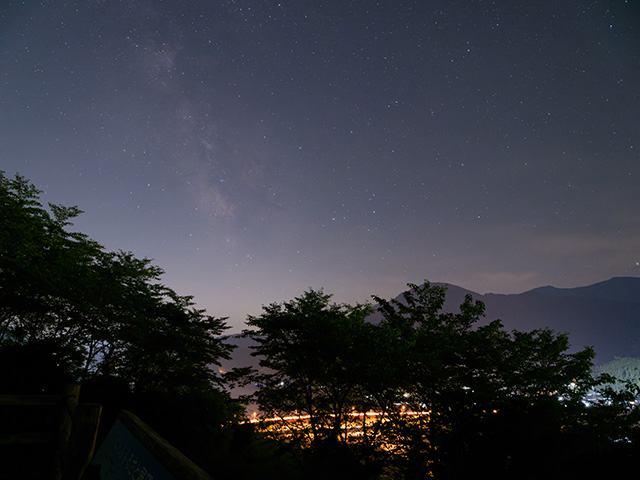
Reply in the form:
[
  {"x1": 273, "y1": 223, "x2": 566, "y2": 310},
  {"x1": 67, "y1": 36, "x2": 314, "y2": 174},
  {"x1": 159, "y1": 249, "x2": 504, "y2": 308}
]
[{"x1": 1, "y1": 1, "x2": 639, "y2": 330}]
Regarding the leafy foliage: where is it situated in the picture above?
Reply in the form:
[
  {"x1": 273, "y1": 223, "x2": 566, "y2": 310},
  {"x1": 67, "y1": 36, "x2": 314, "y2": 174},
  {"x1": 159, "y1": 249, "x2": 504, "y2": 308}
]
[
  {"x1": 0, "y1": 171, "x2": 232, "y2": 394},
  {"x1": 243, "y1": 282, "x2": 639, "y2": 479},
  {"x1": 244, "y1": 290, "x2": 374, "y2": 446}
]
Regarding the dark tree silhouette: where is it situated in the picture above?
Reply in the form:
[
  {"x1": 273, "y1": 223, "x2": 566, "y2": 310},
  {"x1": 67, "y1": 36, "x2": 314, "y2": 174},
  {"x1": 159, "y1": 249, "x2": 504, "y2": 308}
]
[
  {"x1": 243, "y1": 282, "x2": 640, "y2": 479},
  {"x1": 0, "y1": 171, "x2": 232, "y2": 394}
]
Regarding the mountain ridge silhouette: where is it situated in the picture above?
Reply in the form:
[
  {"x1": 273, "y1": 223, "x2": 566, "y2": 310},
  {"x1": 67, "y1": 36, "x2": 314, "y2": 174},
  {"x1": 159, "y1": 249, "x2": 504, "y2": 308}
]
[{"x1": 224, "y1": 277, "x2": 640, "y2": 375}]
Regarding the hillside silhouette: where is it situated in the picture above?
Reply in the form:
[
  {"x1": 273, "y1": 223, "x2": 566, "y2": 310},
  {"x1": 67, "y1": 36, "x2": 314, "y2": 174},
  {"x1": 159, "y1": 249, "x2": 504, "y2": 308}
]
[
  {"x1": 229, "y1": 277, "x2": 640, "y2": 373},
  {"x1": 436, "y1": 277, "x2": 640, "y2": 364}
]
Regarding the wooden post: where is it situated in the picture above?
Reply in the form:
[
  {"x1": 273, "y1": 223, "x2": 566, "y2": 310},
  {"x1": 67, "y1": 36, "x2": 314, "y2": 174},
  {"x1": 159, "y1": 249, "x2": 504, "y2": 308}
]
[
  {"x1": 67, "y1": 403, "x2": 102, "y2": 480},
  {"x1": 54, "y1": 383, "x2": 80, "y2": 480}
]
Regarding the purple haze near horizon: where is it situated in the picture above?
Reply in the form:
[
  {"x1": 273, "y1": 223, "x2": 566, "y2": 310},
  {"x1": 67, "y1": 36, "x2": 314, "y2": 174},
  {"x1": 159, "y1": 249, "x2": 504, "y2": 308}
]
[{"x1": 1, "y1": 1, "x2": 639, "y2": 332}]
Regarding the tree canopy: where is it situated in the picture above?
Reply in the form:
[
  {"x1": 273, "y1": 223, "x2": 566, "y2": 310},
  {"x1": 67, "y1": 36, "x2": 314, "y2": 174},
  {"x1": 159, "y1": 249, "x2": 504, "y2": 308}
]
[
  {"x1": 0, "y1": 171, "x2": 232, "y2": 394},
  {"x1": 244, "y1": 290, "x2": 374, "y2": 445},
  {"x1": 243, "y1": 282, "x2": 640, "y2": 479}
]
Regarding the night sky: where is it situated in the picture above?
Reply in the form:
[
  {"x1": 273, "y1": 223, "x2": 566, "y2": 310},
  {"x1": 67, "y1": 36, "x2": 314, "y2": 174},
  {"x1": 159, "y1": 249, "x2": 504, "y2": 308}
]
[{"x1": 2, "y1": 1, "x2": 639, "y2": 332}]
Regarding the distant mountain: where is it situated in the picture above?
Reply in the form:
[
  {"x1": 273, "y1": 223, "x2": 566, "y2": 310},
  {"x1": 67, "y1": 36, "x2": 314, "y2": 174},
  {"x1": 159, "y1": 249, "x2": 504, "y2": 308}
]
[
  {"x1": 431, "y1": 277, "x2": 640, "y2": 364},
  {"x1": 528, "y1": 277, "x2": 640, "y2": 304},
  {"x1": 221, "y1": 277, "x2": 640, "y2": 379}
]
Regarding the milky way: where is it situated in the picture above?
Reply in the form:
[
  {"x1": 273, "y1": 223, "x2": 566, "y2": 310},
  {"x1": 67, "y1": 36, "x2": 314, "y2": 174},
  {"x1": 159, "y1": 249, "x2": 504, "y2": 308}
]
[{"x1": 1, "y1": 1, "x2": 638, "y2": 330}]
